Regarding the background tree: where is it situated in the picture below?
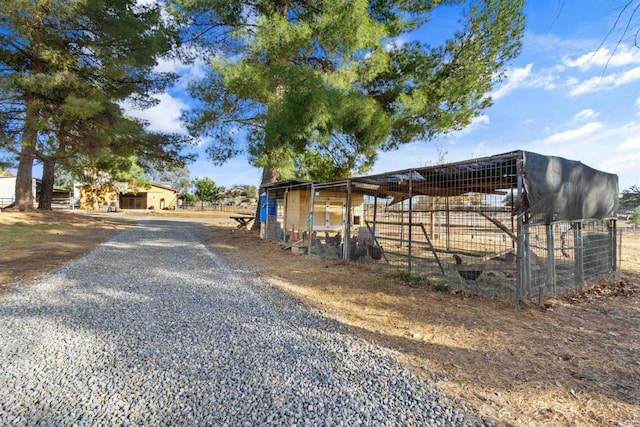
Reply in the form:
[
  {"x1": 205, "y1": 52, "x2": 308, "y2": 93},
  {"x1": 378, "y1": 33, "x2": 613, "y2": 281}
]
[
  {"x1": 620, "y1": 185, "x2": 640, "y2": 210},
  {"x1": 60, "y1": 129, "x2": 194, "y2": 211},
  {"x1": 143, "y1": 161, "x2": 192, "y2": 195},
  {"x1": 0, "y1": 0, "x2": 180, "y2": 210},
  {"x1": 177, "y1": 0, "x2": 524, "y2": 228},
  {"x1": 192, "y1": 177, "x2": 220, "y2": 210},
  {"x1": 633, "y1": 206, "x2": 640, "y2": 226},
  {"x1": 180, "y1": 191, "x2": 198, "y2": 205}
]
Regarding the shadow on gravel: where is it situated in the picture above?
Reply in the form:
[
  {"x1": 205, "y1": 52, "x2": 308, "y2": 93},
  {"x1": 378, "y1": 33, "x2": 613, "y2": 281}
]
[{"x1": 3, "y1": 218, "x2": 474, "y2": 424}]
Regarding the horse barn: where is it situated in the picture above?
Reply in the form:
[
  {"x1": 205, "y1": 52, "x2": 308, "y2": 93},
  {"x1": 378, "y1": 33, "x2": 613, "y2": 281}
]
[{"x1": 260, "y1": 151, "x2": 619, "y2": 304}]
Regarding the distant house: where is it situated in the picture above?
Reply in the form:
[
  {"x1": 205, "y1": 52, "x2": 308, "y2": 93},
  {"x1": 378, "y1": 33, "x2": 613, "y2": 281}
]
[
  {"x1": 79, "y1": 182, "x2": 179, "y2": 210},
  {"x1": 0, "y1": 175, "x2": 39, "y2": 208}
]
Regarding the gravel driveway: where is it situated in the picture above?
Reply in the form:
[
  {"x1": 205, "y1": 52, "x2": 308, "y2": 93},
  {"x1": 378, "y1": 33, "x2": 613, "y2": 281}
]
[{"x1": 0, "y1": 218, "x2": 487, "y2": 426}]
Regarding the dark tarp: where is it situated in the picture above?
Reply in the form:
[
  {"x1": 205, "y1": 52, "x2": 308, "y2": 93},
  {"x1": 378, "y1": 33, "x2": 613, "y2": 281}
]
[{"x1": 522, "y1": 151, "x2": 619, "y2": 224}]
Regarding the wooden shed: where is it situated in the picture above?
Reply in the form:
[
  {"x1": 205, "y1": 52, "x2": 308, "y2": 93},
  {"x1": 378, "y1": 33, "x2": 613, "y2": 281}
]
[{"x1": 79, "y1": 182, "x2": 179, "y2": 211}]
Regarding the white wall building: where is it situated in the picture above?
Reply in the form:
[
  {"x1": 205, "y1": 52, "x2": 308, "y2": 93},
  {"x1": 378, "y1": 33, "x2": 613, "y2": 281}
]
[{"x1": 0, "y1": 176, "x2": 38, "y2": 208}]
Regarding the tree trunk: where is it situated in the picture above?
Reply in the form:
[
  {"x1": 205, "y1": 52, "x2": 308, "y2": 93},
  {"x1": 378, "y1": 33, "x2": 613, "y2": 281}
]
[
  {"x1": 251, "y1": 166, "x2": 282, "y2": 231},
  {"x1": 15, "y1": 69, "x2": 42, "y2": 211},
  {"x1": 14, "y1": 129, "x2": 37, "y2": 211},
  {"x1": 38, "y1": 158, "x2": 56, "y2": 210}
]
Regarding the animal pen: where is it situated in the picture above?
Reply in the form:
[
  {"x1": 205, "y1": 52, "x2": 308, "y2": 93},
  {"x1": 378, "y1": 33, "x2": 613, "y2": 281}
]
[{"x1": 261, "y1": 151, "x2": 619, "y2": 303}]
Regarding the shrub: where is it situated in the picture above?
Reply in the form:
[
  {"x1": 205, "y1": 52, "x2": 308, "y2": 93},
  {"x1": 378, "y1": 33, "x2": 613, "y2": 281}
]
[{"x1": 633, "y1": 206, "x2": 640, "y2": 225}]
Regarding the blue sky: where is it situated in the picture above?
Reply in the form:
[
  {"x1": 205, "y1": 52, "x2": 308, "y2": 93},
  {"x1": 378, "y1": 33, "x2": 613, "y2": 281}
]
[{"x1": 128, "y1": 1, "x2": 640, "y2": 192}]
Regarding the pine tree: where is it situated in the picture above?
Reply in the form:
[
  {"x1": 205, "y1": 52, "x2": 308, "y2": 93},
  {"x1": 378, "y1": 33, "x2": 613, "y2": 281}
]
[
  {"x1": 177, "y1": 0, "x2": 524, "y2": 187},
  {"x1": 0, "y1": 0, "x2": 181, "y2": 210}
]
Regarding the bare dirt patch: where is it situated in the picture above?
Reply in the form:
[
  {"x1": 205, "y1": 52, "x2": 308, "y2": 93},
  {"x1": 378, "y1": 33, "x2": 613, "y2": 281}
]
[
  {"x1": 202, "y1": 225, "x2": 640, "y2": 427},
  {"x1": 1, "y1": 210, "x2": 638, "y2": 426}
]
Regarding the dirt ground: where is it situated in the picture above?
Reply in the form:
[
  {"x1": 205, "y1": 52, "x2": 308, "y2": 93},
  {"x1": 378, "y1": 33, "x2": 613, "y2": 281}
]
[
  {"x1": 1, "y1": 210, "x2": 639, "y2": 426},
  {"x1": 0, "y1": 210, "x2": 131, "y2": 292}
]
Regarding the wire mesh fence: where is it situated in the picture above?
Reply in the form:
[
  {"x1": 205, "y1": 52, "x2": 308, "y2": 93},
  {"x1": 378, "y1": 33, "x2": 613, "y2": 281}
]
[
  {"x1": 523, "y1": 220, "x2": 617, "y2": 302},
  {"x1": 263, "y1": 181, "x2": 312, "y2": 244},
  {"x1": 260, "y1": 151, "x2": 619, "y2": 304}
]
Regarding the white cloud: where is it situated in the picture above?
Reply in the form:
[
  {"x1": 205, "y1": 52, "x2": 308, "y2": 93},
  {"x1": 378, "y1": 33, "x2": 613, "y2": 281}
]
[
  {"x1": 569, "y1": 66, "x2": 640, "y2": 96},
  {"x1": 566, "y1": 76, "x2": 579, "y2": 86},
  {"x1": 491, "y1": 64, "x2": 562, "y2": 99},
  {"x1": 448, "y1": 114, "x2": 490, "y2": 140},
  {"x1": 563, "y1": 45, "x2": 640, "y2": 71},
  {"x1": 527, "y1": 120, "x2": 640, "y2": 187},
  {"x1": 599, "y1": 151, "x2": 640, "y2": 177},
  {"x1": 541, "y1": 122, "x2": 604, "y2": 144},
  {"x1": 573, "y1": 109, "x2": 598, "y2": 121},
  {"x1": 619, "y1": 134, "x2": 640, "y2": 151},
  {"x1": 491, "y1": 64, "x2": 533, "y2": 99},
  {"x1": 125, "y1": 93, "x2": 188, "y2": 134},
  {"x1": 525, "y1": 33, "x2": 600, "y2": 55},
  {"x1": 384, "y1": 35, "x2": 409, "y2": 51},
  {"x1": 155, "y1": 57, "x2": 208, "y2": 88}
]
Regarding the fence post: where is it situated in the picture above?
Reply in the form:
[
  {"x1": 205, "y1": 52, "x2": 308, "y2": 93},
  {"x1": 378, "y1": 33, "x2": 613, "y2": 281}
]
[
  {"x1": 307, "y1": 184, "x2": 314, "y2": 255},
  {"x1": 265, "y1": 189, "x2": 271, "y2": 241},
  {"x1": 344, "y1": 181, "x2": 352, "y2": 261},
  {"x1": 610, "y1": 219, "x2": 618, "y2": 276},
  {"x1": 408, "y1": 171, "x2": 413, "y2": 275},
  {"x1": 573, "y1": 222, "x2": 584, "y2": 288},
  {"x1": 546, "y1": 223, "x2": 556, "y2": 296},
  {"x1": 516, "y1": 173, "x2": 526, "y2": 304}
]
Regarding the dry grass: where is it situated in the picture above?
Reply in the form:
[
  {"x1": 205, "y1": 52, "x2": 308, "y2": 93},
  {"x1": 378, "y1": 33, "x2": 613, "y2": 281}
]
[
  {"x1": 1, "y1": 209, "x2": 638, "y2": 426},
  {"x1": 203, "y1": 225, "x2": 640, "y2": 427},
  {"x1": 0, "y1": 210, "x2": 130, "y2": 291}
]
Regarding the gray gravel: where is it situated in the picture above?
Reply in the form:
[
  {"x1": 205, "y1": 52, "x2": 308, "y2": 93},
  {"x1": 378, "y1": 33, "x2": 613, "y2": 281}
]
[{"x1": 0, "y1": 218, "x2": 489, "y2": 426}]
